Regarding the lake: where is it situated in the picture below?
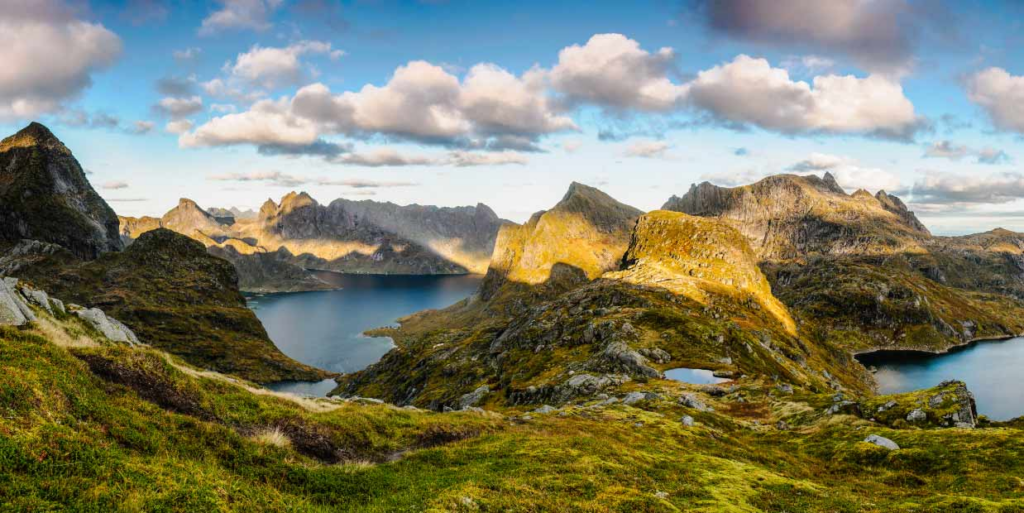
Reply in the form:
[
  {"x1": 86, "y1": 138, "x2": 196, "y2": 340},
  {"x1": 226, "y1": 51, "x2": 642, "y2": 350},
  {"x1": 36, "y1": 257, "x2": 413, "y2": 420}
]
[
  {"x1": 252, "y1": 272, "x2": 484, "y2": 396},
  {"x1": 664, "y1": 368, "x2": 731, "y2": 385},
  {"x1": 856, "y1": 337, "x2": 1024, "y2": 421}
]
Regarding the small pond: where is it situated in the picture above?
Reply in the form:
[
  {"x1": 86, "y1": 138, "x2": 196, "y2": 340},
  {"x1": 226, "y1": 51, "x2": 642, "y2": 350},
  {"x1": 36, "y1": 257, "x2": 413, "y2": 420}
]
[
  {"x1": 856, "y1": 337, "x2": 1024, "y2": 421},
  {"x1": 664, "y1": 367, "x2": 731, "y2": 385}
]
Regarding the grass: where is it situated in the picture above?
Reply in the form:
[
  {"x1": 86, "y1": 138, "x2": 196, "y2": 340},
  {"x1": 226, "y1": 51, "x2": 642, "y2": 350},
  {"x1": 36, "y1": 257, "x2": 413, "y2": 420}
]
[{"x1": 5, "y1": 310, "x2": 1024, "y2": 511}]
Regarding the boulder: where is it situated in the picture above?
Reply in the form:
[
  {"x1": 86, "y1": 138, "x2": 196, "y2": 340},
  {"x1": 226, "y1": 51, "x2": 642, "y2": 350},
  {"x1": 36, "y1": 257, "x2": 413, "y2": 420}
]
[
  {"x1": 533, "y1": 405, "x2": 558, "y2": 414},
  {"x1": 458, "y1": 385, "x2": 489, "y2": 410},
  {"x1": 19, "y1": 285, "x2": 53, "y2": 314},
  {"x1": 906, "y1": 409, "x2": 927, "y2": 423},
  {"x1": 680, "y1": 415, "x2": 694, "y2": 427},
  {"x1": 0, "y1": 277, "x2": 35, "y2": 326},
  {"x1": 678, "y1": 393, "x2": 710, "y2": 412},
  {"x1": 601, "y1": 341, "x2": 662, "y2": 379},
  {"x1": 864, "y1": 434, "x2": 900, "y2": 451},
  {"x1": 73, "y1": 307, "x2": 140, "y2": 345},
  {"x1": 622, "y1": 392, "x2": 646, "y2": 405}
]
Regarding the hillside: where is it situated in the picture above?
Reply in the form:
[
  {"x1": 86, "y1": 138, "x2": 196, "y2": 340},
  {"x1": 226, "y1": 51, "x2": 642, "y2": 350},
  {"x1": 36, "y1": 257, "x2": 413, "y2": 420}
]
[{"x1": 5, "y1": 280, "x2": 1024, "y2": 511}]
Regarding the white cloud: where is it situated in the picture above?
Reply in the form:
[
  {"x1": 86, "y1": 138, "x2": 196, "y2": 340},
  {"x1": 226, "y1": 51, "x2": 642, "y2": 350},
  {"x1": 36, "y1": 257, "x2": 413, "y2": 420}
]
[
  {"x1": 699, "y1": 168, "x2": 767, "y2": 187},
  {"x1": 550, "y1": 33, "x2": 687, "y2": 112},
  {"x1": 185, "y1": 60, "x2": 574, "y2": 150},
  {"x1": 165, "y1": 119, "x2": 195, "y2": 134},
  {"x1": 447, "y1": 150, "x2": 527, "y2": 167},
  {"x1": 102, "y1": 180, "x2": 129, "y2": 190},
  {"x1": 180, "y1": 97, "x2": 318, "y2": 147},
  {"x1": 199, "y1": 0, "x2": 282, "y2": 36},
  {"x1": 154, "y1": 96, "x2": 203, "y2": 119},
  {"x1": 229, "y1": 40, "x2": 342, "y2": 89},
  {"x1": 200, "y1": 78, "x2": 266, "y2": 104},
  {"x1": 788, "y1": 152, "x2": 846, "y2": 171},
  {"x1": 562, "y1": 139, "x2": 583, "y2": 153},
  {"x1": 967, "y1": 67, "x2": 1024, "y2": 134},
  {"x1": 0, "y1": 0, "x2": 122, "y2": 120},
  {"x1": 334, "y1": 148, "x2": 436, "y2": 167},
  {"x1": 686, "y1": 55, "x2": 921, "y2": 139},
  {"x1": 908, "y1": 171, "x2": 1024, "y2": 206},
  {"x1": 624, "y1": 140, "x2": 670, "y2": 159}
]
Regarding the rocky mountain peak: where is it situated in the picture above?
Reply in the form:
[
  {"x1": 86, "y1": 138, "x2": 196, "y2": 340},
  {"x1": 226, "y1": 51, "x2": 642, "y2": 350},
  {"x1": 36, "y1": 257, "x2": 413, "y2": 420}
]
[
  {"x1": 875, "y1": 190, "x2": 930, "y2": 235},
  {"x1": 0, "y1": 123, "x2": 122, "y2": 259},
  {"x1": 821, "y1": 172, "x2": 845, "y2": 195},
  {"x1": 280, "y1": 191, "x2": 316, "y2": 212},
  {"x1": 0, "y1": 122, "x2": 70, "y2": 155},
  {"x1": 553, "y1": 181, "x2": 643, "y2": 234}
]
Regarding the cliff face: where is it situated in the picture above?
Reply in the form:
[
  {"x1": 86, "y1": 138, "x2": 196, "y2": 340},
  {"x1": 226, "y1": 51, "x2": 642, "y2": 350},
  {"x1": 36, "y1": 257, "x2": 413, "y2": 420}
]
[
  {"x1": 480, "y1": 182, "x2": 641, "y2": 299},
  {"x1": 662, "y1": 173, "x2": 930, "y2": 261},
  {"x1": 0, "y1": 123, "x2": 122, "y2": 259}
]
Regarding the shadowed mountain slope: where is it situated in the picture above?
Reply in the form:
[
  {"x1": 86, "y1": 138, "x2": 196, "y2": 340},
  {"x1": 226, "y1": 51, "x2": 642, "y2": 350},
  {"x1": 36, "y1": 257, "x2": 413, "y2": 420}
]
[{"x1": 0, "y1": 123, "x2": 122, "y2": 259}]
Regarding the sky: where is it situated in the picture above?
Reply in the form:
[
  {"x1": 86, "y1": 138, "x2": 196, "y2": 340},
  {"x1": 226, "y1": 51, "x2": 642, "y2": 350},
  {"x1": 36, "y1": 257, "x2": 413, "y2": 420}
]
[{"x1": 1, "y1": 0, "x2": 1023, "y2": 235}]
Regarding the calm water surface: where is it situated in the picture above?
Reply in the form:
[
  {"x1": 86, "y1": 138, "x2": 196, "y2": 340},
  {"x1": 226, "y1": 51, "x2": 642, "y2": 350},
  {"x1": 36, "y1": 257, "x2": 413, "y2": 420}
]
[
  {"x1": 856, "y1": 337, "x2": 1024, "y2": 421},
  {"x1": 664, "y1": 368, "x2": 730, "y2": 385},
  {"x1": 253, "y1": 272, "x2": 483, "y2": 395}
]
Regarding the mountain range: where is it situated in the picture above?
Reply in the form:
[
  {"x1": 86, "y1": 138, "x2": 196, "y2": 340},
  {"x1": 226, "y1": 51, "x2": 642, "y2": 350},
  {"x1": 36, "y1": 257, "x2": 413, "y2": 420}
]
[{"x1": 119, "y1": 191, "x2": 508, "y2": 292}]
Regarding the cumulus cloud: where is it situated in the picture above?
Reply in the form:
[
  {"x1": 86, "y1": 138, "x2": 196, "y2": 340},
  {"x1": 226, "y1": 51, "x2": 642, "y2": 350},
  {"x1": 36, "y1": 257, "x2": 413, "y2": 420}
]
[
  {"x1": 101, "y1": 181, "x2": 129, "y2": 190},
  {"x1": 699, "y1": 167, "x2": 767, "y2": 187},
  {"x1": 688, "y1": 0, "x2": 950, "y2": 74},
  {"x1": 59, "y1": 109, "x2": 120, "y2": 130},
  {"x1": 624, "y1": 140, "x2": 670, "y2": 159},
  {"x1": 908, "y1": 171, "x2": 1024, "y2": 206},
  {"x1": 0, "y1": 0, "x2": 122, "y2": 120},
  {"x1": 967, "y1": 67, "x2": 1024, "y2": 134},
  {"x1": 156, "y1": 76, "x2": 197, "y2": 97},
  {"x1": 201, "y1": 78, "x2": 266, "y2": 104},
  {"x1": 686, "y1": 55, "x2": 923, "y2": 140},
  {"x1": 257, "y1": 139, "x2": 351, "y2": 158},
  {"x1": 154, "y1": 96, "x2": 203, "y2": 119},
  {"x1": 183, "y1": 60, "x2": 574, "y2": 151},
  {"x1": 199, "y1": 0, "x2": 282, "y2": 36},
  {"x1": 550, "y1": 33, "x2": 687, "y2": 112},
  {"x1": 229, "y1": 40, "x2": 343, "y2": 89}
]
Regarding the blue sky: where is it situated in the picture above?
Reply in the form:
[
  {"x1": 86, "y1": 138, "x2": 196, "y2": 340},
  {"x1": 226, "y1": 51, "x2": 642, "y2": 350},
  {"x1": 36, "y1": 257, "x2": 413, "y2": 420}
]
[{"x1": 2, "y1": 0, "x2": 1023, "y2": 234}]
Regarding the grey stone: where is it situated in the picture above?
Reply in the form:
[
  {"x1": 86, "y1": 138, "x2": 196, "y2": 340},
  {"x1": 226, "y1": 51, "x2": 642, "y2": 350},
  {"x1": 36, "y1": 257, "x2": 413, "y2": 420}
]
[
  {"x1": 680, "y1": 415, "x2": 694, "y2": 427},
  {"x1": 458, "y1": 385, "x2": 490, "y2": 409},
  {"x1": 0, "y1": 278, "x2": 34, "y2": 326},
  {"x1": 622, "y1": 392, "x2": 646, "y2": 405},
  {"x1": 906, "y1": 409, "x2": 927, "y2": 423},
  {"x1": 865, "y1": 434, "x2": 900, "y2": 451},
  {"x1": 678, "y1": 393, "x2": 710, "y2": 412},
  {"x1": 20, "y1": 286, "x2": 53, "y2": 315},
  {"x1": 533, "y1": 405, "x2": 557, "y2": 414},
  {"x1": 74, "y1": 307, "x2": 140, "y2": 345},
  {"x1": 776, "y1": 384, "x2": 794, "y2": 395}
]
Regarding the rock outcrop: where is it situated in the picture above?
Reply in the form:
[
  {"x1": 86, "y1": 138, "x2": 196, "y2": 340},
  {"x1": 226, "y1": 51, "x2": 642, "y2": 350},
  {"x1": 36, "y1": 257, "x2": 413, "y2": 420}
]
[
  {"x1": 481, "y1": 182, "x2": 641, "y2": 299},
  {"x1": 0, "y1": 123, "x2": 122, "y2": 259},
  {"x1": 71, "y1": 305, "x2": 140, "y2": 345}
]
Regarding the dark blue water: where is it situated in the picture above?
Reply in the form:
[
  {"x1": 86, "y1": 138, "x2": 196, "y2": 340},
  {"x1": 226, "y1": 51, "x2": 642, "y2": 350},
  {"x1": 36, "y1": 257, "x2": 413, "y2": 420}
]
[
  {"x1": 664, "y1": 368, "x2": 730, "y2": 385},
  {"x1": 857, "y1": 337, "x2": 1024, "y2": 421},
  {"x1": 251, "y1": 272, "x2": 483, "y2": 395}
]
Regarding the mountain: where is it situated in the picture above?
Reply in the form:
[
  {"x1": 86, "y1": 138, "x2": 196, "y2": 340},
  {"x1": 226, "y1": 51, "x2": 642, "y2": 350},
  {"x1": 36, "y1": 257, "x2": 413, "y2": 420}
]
[
  {"x1": 0, "y1": 122, "x2": 122, "y2": 259},
  {"x1": 480, "y1": 181, "x2": 642, "y2": 299},
  {"x1": 335, "y1": 184, "x2": 862, "y2": 409},
  {"x1": 18, "y1": 228, "x2": 326, "y2": 383},
  {"x1": 665, "y1": 173, "x2": 1024, "y2": 354},
  {"x1": 662, "y1": 172, "x2": 930, "y2": 261},
  {"x1": 121, "y1": 192, "x2": 509, "y2": 292}
]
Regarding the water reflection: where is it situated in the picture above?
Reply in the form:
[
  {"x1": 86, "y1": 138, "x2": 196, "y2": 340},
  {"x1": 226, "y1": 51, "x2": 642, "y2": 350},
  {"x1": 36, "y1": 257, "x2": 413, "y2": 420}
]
[{"x1": 856, "y1": 337, "x2": 1024, "y2": 421}]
